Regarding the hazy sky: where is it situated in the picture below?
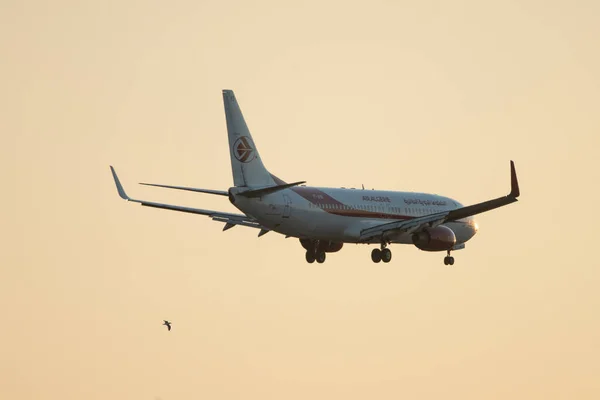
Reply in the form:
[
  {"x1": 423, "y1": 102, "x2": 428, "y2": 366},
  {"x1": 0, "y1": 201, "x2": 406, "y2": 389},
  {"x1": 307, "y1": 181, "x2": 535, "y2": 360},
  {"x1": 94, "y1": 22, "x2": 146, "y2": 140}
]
[{"x1": 2, "y1": 0, "x2": 600, "y2": 399}]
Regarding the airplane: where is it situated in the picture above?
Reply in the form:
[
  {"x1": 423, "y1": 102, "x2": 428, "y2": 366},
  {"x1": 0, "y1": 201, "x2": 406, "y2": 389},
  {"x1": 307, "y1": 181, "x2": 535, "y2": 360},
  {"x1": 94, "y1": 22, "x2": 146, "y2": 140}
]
[{"x1": 110, "y1": 89, "x2": 520, "y2": 265}]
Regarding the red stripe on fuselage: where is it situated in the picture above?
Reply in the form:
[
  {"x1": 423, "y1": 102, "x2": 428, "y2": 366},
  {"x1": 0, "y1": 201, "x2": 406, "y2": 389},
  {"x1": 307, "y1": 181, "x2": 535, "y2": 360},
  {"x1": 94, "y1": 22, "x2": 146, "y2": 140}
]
[{"x1": 291, "y1": 186, "x2": 412, "y2": 221}]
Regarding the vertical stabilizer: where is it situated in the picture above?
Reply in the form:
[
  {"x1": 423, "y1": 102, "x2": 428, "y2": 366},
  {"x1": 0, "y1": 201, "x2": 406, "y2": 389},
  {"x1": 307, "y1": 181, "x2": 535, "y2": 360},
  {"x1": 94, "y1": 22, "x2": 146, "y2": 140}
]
[{"x1": 223, "y1": 90, "x2": 274, "y2": 187}]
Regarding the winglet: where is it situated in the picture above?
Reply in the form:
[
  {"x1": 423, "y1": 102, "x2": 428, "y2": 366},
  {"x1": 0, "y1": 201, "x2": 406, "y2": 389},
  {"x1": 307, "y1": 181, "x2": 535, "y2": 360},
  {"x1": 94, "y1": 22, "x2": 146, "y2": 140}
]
[
  {"x1": 509, "y1": 160, "x2": 520, "y2": 198},
  {"x1": 110, "y1": 166, "x2": 130, "y2": 200}
]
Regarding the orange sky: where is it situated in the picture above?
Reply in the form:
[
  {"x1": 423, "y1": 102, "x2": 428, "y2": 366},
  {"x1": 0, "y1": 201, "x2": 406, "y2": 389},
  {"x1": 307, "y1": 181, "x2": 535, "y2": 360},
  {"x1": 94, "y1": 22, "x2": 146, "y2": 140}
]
[{"x1": 2, "y1": 0, "x2": 600, "y2": 399}]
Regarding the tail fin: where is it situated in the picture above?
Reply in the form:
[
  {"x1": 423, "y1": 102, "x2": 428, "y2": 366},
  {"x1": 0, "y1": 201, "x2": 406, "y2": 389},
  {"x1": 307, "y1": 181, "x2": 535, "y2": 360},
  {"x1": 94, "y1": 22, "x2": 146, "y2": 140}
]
[{"x1": 223, "y1": 90, "x2": 274, "y2": 187}]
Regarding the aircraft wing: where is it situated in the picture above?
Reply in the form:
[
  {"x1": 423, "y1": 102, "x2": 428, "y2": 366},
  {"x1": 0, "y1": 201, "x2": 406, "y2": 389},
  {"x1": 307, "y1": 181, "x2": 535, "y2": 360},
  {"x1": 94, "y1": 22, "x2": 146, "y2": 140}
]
[
  {"x1": 359, "y1": 161, "x2": 520, "y2": 242},
  {"x1": 110, "y1": 166, "x2": 266, "y2": 232}
]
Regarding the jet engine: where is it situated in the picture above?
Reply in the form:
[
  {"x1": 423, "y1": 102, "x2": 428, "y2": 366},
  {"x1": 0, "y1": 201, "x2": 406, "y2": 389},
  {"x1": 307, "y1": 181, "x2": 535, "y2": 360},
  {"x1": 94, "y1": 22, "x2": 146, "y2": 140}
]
[
  {"x1": 300, "y1": 239, "x2": 344, "y2": 253},
  {"x1": 411, "y1": 225, "x2": 456, "y2": 251}
]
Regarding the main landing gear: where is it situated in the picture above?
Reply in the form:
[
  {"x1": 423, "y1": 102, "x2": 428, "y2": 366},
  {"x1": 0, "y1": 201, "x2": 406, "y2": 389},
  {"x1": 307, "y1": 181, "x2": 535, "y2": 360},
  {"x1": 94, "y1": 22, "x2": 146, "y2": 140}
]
[
  {"x1": 305, "y1": 248, "x2": 326, "y2": 264},
  {"x1": 371, "y1": 244, "x2": 392, "y2": 263},
  {"x1": 443, "y1": 250, "x2": 455, "y2": 266}
]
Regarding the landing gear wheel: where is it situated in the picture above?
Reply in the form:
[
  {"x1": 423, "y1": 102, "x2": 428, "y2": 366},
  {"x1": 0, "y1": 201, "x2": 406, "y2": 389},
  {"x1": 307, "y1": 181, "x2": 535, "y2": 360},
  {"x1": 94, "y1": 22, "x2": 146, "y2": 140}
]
[
  {"x1": 443, "y1": 256, "x2": 455, "y2": 266},
  {"x1": 371, "y1": 248, "x2": 382, "y2": 263},
  {"x1": 381, "y1": 248, "x2": 392, "y2": 263},
  {"x1": 316, "y1": 251, "x2": 326, "y2": 264},
  {"x1": 305, "y1": 250, "x2": 316, "y2": 264}
]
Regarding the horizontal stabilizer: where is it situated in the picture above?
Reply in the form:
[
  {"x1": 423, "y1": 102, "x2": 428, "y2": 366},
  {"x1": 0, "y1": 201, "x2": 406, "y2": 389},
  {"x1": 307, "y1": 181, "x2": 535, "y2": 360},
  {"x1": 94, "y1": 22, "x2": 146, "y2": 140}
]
[
  {"x1": 139, "y1": 182, "x2": 228, "y2": 196},
  {"x1": 238, "y1": 181, "x2": 306, "y2": 198},
  {"x1": 258, "y1": 229, "x2": 270, "y2": 237}
]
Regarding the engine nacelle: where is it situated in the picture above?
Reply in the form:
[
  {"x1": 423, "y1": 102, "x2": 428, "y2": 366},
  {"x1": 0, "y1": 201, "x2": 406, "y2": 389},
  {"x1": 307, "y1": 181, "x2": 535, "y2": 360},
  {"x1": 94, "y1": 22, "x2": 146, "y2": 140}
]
[
  {"x1": 299, "y1": 239, "x2": 344, "y2": 253},
  {"x1": 412, "y1": 225, "x2": 456, "y2": 251}
]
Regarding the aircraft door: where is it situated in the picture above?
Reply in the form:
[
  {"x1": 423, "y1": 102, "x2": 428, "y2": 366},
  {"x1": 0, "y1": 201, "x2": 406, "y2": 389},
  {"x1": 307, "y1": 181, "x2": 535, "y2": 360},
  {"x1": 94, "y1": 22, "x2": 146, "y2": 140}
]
[{"x1": 282, "y1": 194, "x2": 292, "y2": 218}]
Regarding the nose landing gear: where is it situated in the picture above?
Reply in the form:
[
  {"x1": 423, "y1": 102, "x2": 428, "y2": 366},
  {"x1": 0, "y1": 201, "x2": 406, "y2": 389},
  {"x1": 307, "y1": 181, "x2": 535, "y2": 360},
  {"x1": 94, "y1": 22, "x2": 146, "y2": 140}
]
[{"x1": 443, "y1": 250, "x2": 455, "y2": 266}]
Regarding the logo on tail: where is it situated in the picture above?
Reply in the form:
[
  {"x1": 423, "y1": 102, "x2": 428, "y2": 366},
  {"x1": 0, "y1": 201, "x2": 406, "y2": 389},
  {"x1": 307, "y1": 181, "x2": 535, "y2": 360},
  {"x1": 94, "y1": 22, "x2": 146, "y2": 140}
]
[{"x1": 233, "y1": 136, "x2": 255, "y2": 163}]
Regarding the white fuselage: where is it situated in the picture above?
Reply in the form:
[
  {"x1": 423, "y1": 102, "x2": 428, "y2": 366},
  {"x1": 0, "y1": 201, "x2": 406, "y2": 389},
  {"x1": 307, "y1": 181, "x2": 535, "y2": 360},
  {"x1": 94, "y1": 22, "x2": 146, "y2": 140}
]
[{"x1": 230, "y1": 185, "x2": 478, "y2": 245}]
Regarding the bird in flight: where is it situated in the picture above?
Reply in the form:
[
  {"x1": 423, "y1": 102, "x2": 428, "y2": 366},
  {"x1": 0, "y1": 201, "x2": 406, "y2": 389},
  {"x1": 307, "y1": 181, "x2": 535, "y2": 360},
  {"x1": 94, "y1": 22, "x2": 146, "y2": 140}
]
[{"x1": 163, "y1": 320, "x2": 172, "y2": 331}]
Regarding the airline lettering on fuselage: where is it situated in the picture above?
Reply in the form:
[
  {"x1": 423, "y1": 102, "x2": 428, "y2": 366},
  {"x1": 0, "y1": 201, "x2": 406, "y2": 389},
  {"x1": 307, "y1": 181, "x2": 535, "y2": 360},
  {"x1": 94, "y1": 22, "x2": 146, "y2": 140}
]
[
  {"x1": 363, "y1": 196, "x2": 391, "y2": 202},
  {"x1": 404, "y1": 198, "x2": 447, "y2": 206}
]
